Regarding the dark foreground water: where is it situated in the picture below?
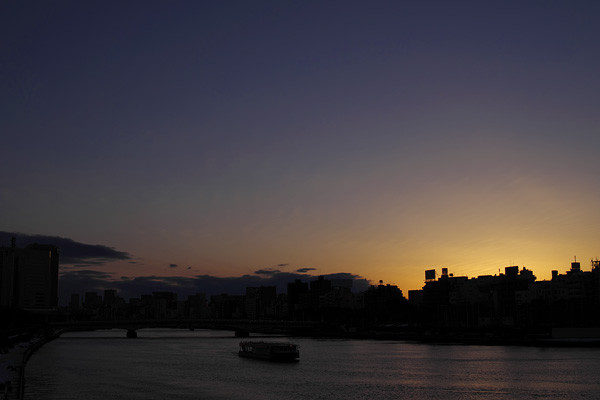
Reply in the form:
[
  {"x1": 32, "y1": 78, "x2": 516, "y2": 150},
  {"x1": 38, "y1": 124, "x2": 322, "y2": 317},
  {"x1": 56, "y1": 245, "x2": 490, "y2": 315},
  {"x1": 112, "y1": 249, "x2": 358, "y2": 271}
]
[{"x1": 25, "y1": 329, "x2": 600, "y2": 399}]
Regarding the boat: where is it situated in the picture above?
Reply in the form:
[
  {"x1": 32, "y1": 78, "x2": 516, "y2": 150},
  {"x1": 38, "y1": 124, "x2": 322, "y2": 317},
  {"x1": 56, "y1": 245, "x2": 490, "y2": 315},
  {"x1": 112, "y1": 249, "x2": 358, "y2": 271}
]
[{"x1": 238, "y1": 341, "x2": 299, "y2": 361}]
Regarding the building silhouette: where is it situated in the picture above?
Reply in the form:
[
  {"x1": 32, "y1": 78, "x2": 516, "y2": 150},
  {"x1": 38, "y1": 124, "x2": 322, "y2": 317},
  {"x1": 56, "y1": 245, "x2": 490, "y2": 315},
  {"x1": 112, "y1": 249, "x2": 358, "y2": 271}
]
[
  {"x1": 409, "y1": 259, "x2": 600, "y2": 332},
  {"x1": 245, "y1": 286, "x2": 277, "y2": 320},
  {"x1": 0, "y1": 237, "x2": 59, "y2": 311},
  {"x1": 56, "y1": 255, "x2": 600, "y2": 339},
  {"x1": 287, "y1": 279, "x2": 309, "y2": 320}
]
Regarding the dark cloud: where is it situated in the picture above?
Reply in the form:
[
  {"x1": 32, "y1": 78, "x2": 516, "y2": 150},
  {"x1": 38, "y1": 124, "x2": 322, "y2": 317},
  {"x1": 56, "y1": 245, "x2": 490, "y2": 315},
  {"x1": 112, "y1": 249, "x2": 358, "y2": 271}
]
[
  {"x1": 255, "y1": 269, "x2": 281, "y2": 275},
  {"x1": 66, "y1": 270, "x2": 113, "y2": 279},
  {"x1": 0, "y1": 231, "x2": 133, "y2": 267},
  {"x1": 57, "y1": 270, "x2": 117, "y2": 300},
  {"x1": 277, "y1": 264, "x2": 289, "y2": 267},
  {"x1": 3, "y1": 232, "x2": 374, "y2": 306},
  {"x1": 57, "y1": 270, "x2": 372, "y2": 306},
  {"x1": 296, "y1": 267, "x2": 316, "y2": 273}
]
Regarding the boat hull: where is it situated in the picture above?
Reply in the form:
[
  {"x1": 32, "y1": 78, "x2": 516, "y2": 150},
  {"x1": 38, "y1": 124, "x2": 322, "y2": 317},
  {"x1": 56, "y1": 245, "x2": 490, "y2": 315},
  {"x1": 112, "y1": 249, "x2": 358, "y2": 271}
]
[{"x1": 238, "y1": 350, "x2": 299, "y2": 361}]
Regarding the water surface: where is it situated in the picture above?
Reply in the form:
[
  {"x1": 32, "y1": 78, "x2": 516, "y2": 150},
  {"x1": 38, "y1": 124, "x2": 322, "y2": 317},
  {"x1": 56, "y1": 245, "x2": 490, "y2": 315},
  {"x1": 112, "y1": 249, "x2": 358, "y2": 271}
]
[{"x1": 25, "y1": 329, "x2": 600, "y2": 399}]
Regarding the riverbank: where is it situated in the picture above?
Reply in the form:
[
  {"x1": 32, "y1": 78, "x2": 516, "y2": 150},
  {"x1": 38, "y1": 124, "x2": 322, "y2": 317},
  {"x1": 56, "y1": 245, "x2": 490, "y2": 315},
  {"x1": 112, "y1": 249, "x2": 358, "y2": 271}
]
[
  {"x1": 0, "y1": 331, "x2": 57, "y2": 400},
  {"x1": 0, "y1": 345, "x2": 23, "y2": 399}
]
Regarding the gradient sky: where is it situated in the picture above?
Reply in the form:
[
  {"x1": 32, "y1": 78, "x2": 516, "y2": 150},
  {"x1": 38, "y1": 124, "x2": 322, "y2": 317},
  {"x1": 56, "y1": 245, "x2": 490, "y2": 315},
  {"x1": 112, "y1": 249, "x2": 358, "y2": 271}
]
[{"x1": 2, "y1": 1, "x2": 600, "y2": 300}]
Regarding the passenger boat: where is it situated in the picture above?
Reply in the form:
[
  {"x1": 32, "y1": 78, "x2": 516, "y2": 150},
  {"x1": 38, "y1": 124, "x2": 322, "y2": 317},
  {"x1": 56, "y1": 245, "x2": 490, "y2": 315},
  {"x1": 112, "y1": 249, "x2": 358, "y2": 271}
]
[{"x1": 238, "y1": 341, "x2": 299, "y2": 361}]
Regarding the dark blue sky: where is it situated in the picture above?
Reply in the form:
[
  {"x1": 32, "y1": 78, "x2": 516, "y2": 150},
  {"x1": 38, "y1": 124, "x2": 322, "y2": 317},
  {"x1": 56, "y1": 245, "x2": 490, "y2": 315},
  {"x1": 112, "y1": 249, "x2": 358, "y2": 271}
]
[{"x1": 2, "y1": 1, "x2": 600, "y2": 298}]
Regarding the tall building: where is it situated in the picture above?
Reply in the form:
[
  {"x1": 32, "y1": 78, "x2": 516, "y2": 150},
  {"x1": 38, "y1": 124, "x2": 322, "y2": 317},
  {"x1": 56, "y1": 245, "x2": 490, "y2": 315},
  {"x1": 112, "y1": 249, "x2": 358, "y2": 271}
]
[
  {"x1": 245, "y1": 286, "x2": 277, "y2": 319},
  {"x1": 0, "y1": 238, "x2": 18, "y2": 307},
  {"x1": 0, "y1": 237, "x2": 60, "y2": 310},
  {"x1": 310, "y1": 276, "x2": 332, "y2": 308},
  {"x1": 287, "y1": 279, "x2": 309, "y2": 319},
  {"x1": 69, "y1": 293, "x2": 81, "y2": 309},
  {"x1": 187, "y1": 293, "x2": 208, "y2": 318},
  {"x1": 104, "y1": 289, "x2": 117, "y2": 306}
]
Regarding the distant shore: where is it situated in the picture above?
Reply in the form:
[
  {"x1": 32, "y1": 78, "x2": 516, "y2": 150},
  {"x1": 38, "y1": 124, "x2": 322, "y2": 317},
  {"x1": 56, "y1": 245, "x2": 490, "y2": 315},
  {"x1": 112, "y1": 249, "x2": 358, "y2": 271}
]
[{"x1": 291, "y1": 328, "x2": 600, "y2": 347}]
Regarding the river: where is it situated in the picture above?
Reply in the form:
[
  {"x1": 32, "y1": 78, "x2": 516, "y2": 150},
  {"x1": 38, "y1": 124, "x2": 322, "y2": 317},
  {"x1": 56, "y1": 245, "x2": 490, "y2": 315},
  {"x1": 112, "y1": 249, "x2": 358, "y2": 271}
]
[{"x1": 24, "y1": 329, "x2": 600, "y2": 399}]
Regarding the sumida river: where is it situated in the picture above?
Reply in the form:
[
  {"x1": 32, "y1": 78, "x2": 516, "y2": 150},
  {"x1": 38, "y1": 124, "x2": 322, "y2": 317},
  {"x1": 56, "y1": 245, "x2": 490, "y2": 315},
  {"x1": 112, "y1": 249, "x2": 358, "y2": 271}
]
[{"x1": 24, "y1": 329, "x2": 600, "y2": 399}]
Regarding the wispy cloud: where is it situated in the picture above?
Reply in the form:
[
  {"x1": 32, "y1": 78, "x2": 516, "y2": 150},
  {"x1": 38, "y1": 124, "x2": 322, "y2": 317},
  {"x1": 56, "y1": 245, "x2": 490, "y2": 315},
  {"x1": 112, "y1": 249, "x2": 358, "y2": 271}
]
[
  {"x1": 296, "y1": 267, "x2": 316, "y2": 273},
  {"x1": 254, "y1": 268, "x2": 281, "y2": 276}
]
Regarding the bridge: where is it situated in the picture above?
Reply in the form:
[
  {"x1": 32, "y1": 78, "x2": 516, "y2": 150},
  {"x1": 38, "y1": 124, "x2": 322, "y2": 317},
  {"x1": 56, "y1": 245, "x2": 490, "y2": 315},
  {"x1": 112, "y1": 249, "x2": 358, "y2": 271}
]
[{"x1": 50, "y1": 319, "x2": 323, "y2": 338}]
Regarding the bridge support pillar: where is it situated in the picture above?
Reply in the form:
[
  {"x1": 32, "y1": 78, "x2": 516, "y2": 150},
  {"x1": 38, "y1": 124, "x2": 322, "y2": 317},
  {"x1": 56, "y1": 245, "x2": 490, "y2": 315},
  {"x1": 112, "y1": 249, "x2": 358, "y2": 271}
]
[
  {"x1": 126, "y1": 330, "x2": 137, "y2": 339},
  {"x1": 235, "y1": 329, "x2": 250, "y2": 337}
]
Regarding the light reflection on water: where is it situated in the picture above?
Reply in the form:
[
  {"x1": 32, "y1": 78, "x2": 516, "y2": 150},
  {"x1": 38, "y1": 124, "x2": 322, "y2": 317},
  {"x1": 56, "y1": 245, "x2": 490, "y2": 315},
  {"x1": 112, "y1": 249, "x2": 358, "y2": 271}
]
[{"x1": 24, "y1": 329, "x2": 600, "y2": 399}]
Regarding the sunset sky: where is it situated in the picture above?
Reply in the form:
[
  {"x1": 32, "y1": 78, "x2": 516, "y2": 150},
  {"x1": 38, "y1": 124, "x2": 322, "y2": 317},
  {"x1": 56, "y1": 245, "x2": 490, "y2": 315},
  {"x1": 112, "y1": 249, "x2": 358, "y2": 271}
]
[{"x1": 2, "y1": 1, "x2": 600, "y2": 302}]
